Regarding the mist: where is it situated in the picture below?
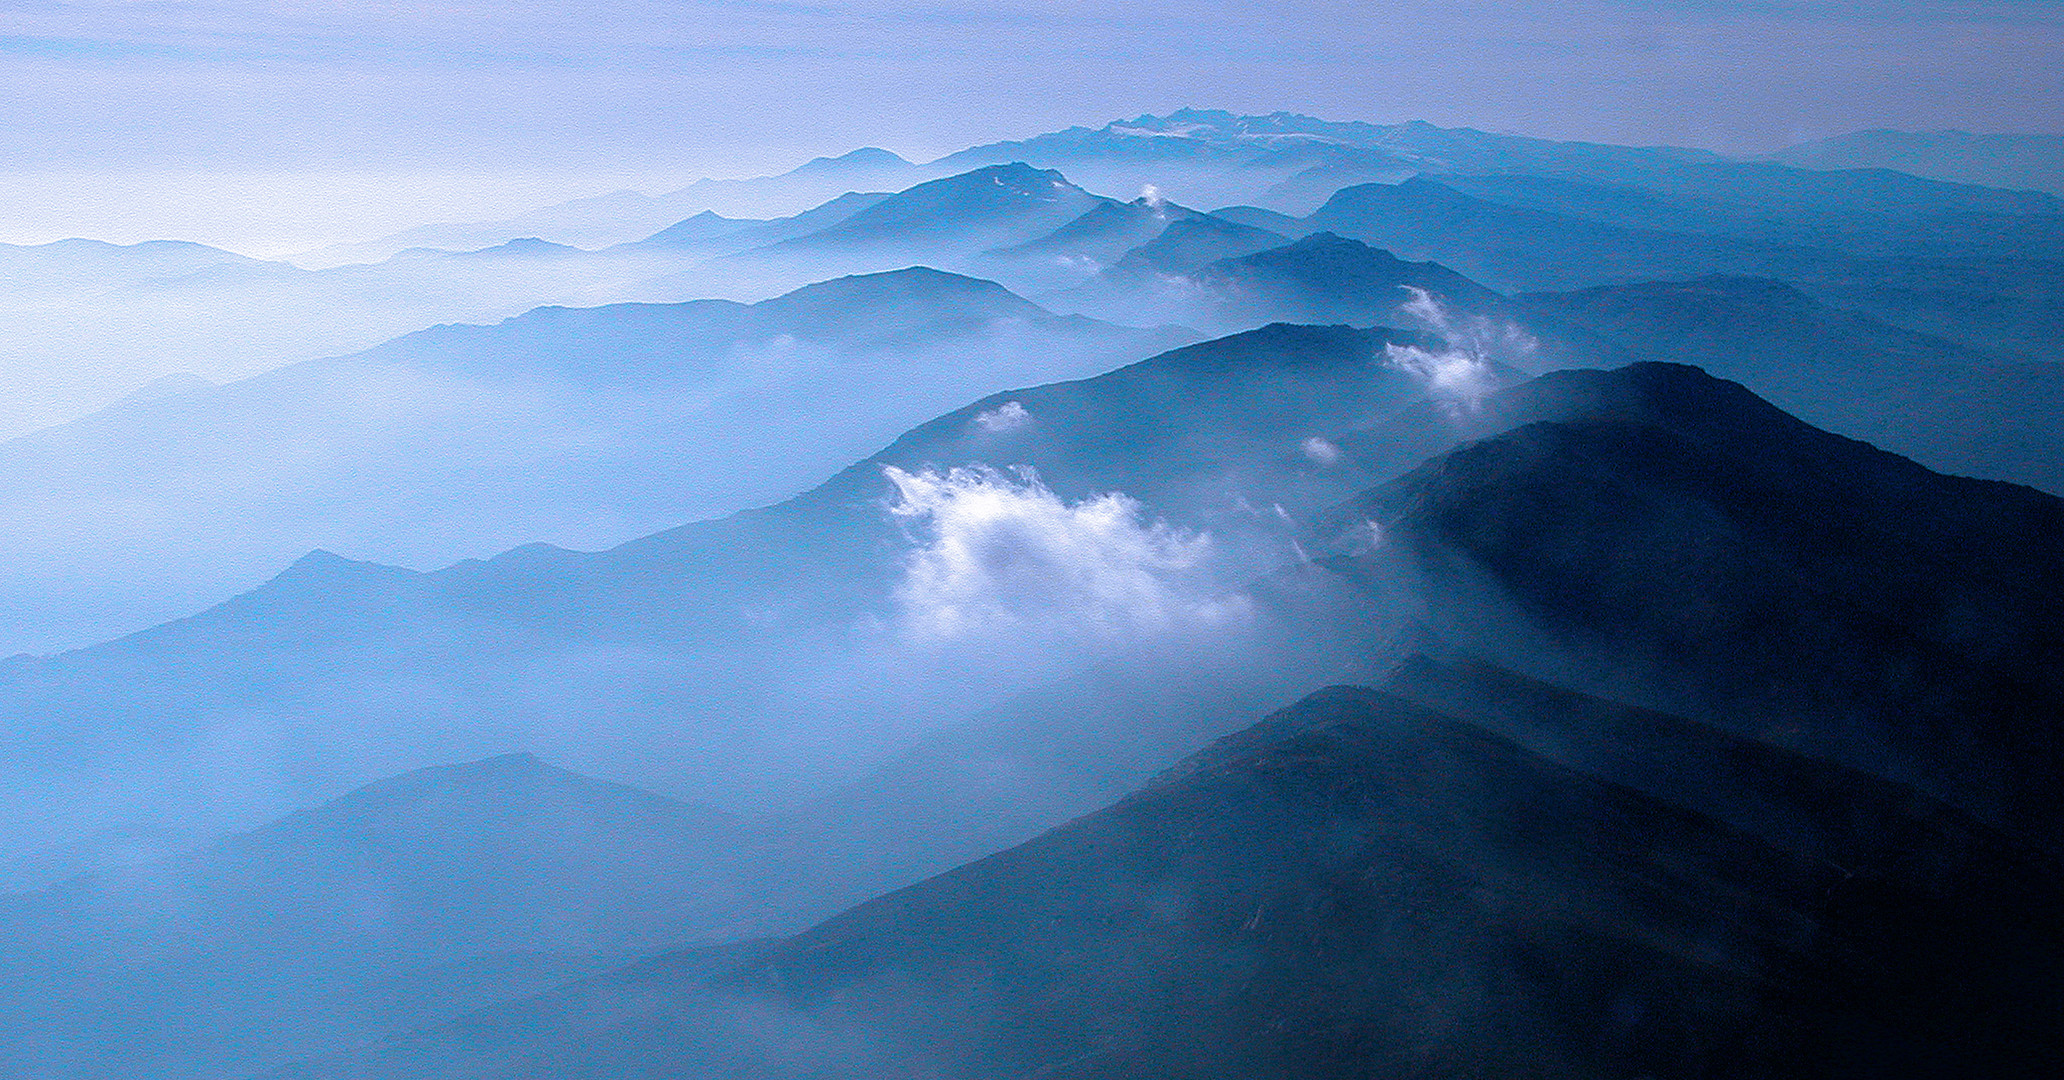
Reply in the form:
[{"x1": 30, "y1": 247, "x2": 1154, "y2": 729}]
[{"x1": 2, "y1": 77, "x2": 2062, "y2": 1080}]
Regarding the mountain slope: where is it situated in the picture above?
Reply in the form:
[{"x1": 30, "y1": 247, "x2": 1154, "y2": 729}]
[
  {"x1": 1513, "y1": 274, "x2": 2064, "y2": 493},
  {"x1": 0, "y1": 266, "x2": 1183, "y2": 657},
  {"x1": 1047, "y1": 231, "x2": 1513, "y2": 337},
  {"x1": 0, "y1": 754, "x2": 749, "y2": 1080},
  {"x1": 774, "y1": 163, "x2": 1105, "y2": 254},
  {"x1": 0, "y1": 320, "x2": 1487, "y2": 889},
  {"x1": 1320, "y1": 362, "x2": 2064, "y2": 843},
  {"x1": 1770, "y1": 129, "x2": 2064, "y2": 198},
  {"x1": 268, "y1": 667, "x2": 2064, "y2": 1080}
]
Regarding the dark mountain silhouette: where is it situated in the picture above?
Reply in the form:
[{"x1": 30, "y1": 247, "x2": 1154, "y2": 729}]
[
  {"x1": 1319, "y1": 362, "x2": 2064, "y2": 847},
  {"x1": 267, "y1": 664, "x2": 2064, "y2": 1080},
  {"x1": 1513, "y1": 274, "x2": 2064, "y2": 493}
]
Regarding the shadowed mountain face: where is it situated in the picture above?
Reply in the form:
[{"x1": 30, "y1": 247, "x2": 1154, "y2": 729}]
[
  {"x1": 267, "y1": 666, "x2": 2064, "y2": 1080},
  {"x1": 1512, "y1": 275, "x2": 2064, "y2": 494},
  {"x1": 1318, "y1": 362, "x2": 2064, "y2": 846},
  {"x1": 0, "y1": 754, "x2": 751, "y2": 1080}
]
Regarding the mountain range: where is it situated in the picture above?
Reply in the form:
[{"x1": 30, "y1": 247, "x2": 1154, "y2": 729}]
[
  {"x1": 6, "y1": 108, "x2": 2064, "y2": 1079},
  {"x1": 249, "y1": 360, "x2": 2064, "y2": 1080},
  {"x1": 0, "y1": 266, "x2": 1189, "y2": 655}
]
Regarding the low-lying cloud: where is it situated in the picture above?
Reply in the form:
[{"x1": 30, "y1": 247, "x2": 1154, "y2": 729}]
[
  {"x1": 973, "y1": 400, "x2": 1032, "y2": 433},
  {"x1": 1384, "y1": 286, "x2": 1538, "y2": 409},
  {"x1": 883, "y1": 464, "x2": 1237, "y2": 638}
]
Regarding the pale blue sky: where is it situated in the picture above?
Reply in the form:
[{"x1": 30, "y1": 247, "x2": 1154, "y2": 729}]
[{"x1": 1, "y1": 0, "x2": 2059, "y2": 248}]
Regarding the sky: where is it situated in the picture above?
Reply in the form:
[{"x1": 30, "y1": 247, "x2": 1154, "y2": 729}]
[{"x1": 1, "y1": 0, "x2": 2061, "y2": 252}]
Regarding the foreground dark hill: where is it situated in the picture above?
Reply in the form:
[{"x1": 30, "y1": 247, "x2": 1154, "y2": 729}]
[
  {"x1": 0, "y1": 755, "x2": 749, "y2": 1080},
  {"x1": 1321, "y1": 362, "x2": 2064, "y2": 845},
  {"x1": 271, "y1": 663, "x2": 2064, "y2": 1080},
  {"x1": 0, "y1": 265, "x2": 1185, "y2": 657}
]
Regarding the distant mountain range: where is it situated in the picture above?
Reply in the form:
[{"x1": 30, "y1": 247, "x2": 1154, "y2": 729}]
[
  {"x1": 1770, "y1": 129, "x2": 2064, "y2": 197},
  {"x1": 9, "y1": 109, "x2": 2064, "y2": 1079},
  {"x1": 0, "y1": 266, "x2": 1188, "y2": 656}
]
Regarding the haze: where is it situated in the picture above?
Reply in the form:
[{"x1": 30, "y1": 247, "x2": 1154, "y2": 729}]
[{"x1": 3, "y1": 0, "x2": 2062, "y2": 253}]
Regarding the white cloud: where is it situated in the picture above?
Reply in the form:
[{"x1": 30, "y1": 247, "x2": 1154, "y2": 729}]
[
  {"x1": 1300, "y1": 436, "x2": 1341, "y2": 466},
  {"x1": 973, "y1": 400, "x2": 1032, "y2": 433},
  {"x1": 1381, "y1": 341, "x2": 1496, "y2": 410},
  {"x1": 882, "y1": 464, "x2": 1235, "y2": 638},
  {"x1": 1384, "y1": 285, "x2": 1538, "y2": 410}
]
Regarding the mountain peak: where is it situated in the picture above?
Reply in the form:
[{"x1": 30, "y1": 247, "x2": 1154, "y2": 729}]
[
  {"x1": 782, "y1": 163, "x2": 1096, "y2": 250},
  {"x1": 261, "y1": 548, "x2": 418, "y2": 593},
  {"x1": 789, "y1": 146, "x2": 912, "y2": 175}
]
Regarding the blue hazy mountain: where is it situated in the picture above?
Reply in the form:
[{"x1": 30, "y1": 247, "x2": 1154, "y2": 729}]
[
  {"x1": 1299, "y1": 176, "x2": 2064, "y2": 361},
  {"x1": 985, "y1": 195, "x2": 1202, "y2": 265},
  {"x1": 621, "y1": 209, "x2": 766, "y2": 247},
  {"x1": 619, "y1": 191, "x2": 894, "y2": 254},
  {"x1": 936, "y1": 108, "x2": 1733, "y2": 213},
  {"x1": 1770, "y1": 129, "x2": 2064, "y2": 197},
  {"x1": 12, "y1": 323, "x2": 2064, "y2": 1077},
  {"x1": 1047, "y1": 231, "x2": 1512, "y2": 336},
  {"x1": 1435, "y1": 170, "x2": 2064, "y2": 259},
  {"x1": 1306, "y1": 176, "x2": 1805, "y2": 290},
  {"x1": 297, "y1": 148, "x2": 926, "y2": 266},
  {"x1": 1102, "y1": 212, "x2": 1289, "y2": 276},
  {"x1": 250, "y1": 360, "x2": 2064, "y2": 1080},
  {"x1": 0, "y1": 321, "x2": 1490, "y2": 891},
  {"x1": 0, "y1": 753, "x2": 751, "y2": 1080},
  {"x1": 769, "y1": 163, "x2": 1107, "y2": 256},
  {"x1": 0, "y1": 266, "x2": 1188, "y2": 657},
  {"x1": 0, "y1": 237, "x2": 271, "y2": 286}
]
